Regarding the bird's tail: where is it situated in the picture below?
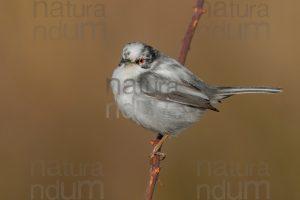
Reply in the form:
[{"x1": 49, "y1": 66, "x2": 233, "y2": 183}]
[{"x1": 214, "y1": 86, "x2": 282, "y2": 100}]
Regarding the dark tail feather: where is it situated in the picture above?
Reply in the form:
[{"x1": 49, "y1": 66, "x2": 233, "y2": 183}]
[{"x1": 214, "y1": 86, "x2": 282, "y2": 100}]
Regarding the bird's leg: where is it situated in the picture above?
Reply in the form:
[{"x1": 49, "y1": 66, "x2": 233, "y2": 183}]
[
  {"x1": 149, "y1": 133, "x2": 164, "y2": 146},
  {"x1": 150, "y1": 133, "x2": 169, "y2": 159},
  {"x1": 152, "y1": 134, "x2": 169, "y2": 154}
]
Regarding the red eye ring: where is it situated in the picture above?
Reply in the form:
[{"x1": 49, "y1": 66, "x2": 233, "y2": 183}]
[{"x1": 138, "y1": 58, "x2": 144, "y2": 65}]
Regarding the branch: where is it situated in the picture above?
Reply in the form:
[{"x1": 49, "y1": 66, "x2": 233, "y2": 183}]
[
  {"x1": 178, "y1": 0, "x2": 206, "y2": 65},
  {"x1": 145, "y1": 143, "x2": 162, "y2": 200},
  {"x1": 145, "y1": 1, "x2": 206, "y2": 200}
]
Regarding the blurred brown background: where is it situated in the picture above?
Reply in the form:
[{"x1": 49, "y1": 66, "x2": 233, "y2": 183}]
[{"x1": 0, "y1": 0, "x2": 299, "y2": 200}]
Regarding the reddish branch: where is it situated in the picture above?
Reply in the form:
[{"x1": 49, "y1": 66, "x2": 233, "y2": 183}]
[
  {"x1": 178, "y1": 0, "x2": 206, "y2": 65},
  {"x1": 145, "y1": 0, "x2": 206, "y2": 200},
  {"x1": 145, "y1": 140, "x2": 163, "y2": 200}
]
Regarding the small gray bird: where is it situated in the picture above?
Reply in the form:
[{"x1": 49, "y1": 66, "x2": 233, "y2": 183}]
[{"x1": 111, "y1": 42, "x2": 281, "y2": 153}]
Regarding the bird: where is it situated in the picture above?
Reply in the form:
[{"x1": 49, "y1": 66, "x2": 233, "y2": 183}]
[{"x1": 111, "y1": 42, "x2": 281, "y2": 156}]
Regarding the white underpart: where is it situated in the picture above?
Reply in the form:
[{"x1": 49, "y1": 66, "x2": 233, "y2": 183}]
[{"x1": 111, "y1": 64, "x2": 145, "y2": 120}]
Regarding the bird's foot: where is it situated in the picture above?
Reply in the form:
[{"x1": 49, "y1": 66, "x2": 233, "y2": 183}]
[
  {"x1": 149, "y1": 134, "x2": 169, "y2": 160},
  {"x1": 149, "y1": 150, "x2": 166, "y2": 161}
]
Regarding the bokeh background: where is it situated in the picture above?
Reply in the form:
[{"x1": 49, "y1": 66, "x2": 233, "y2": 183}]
[{"x1": 0, "y1": 0, "x2": 299, "y2": 199}]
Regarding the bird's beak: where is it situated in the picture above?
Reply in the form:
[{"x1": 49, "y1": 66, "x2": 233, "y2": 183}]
[
  {"x1": 119, "y1": 58, "x2": 136, "y2": 67},
  {"x1": 125, "y1": 59, "x2": 136, "y2": 67},
  {"x1": 119, "y1": 58, "x2": 132, "y2": 67}
]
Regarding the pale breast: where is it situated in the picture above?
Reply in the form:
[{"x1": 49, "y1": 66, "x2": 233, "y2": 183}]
[
  {"x1": 111, "y1": 65, "x2": 144, "y2": 122},
  {"x1": 111, "y1": 65, "x2": 205, "y2": 135}
]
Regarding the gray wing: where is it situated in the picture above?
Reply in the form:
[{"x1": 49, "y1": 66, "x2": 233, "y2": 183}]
[
  {"x1": 150, "y1": 55, "x2": 218, "y2": 96},
  {"x1": 137, "y1": 71, "x2": 219, "y2": 111}
]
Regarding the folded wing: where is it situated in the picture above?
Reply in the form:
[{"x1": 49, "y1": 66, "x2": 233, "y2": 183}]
[{"x1": 137, "y1": 71, "x2": 219, "y2": 111}]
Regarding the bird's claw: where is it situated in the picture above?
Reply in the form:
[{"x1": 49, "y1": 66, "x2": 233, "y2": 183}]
[
  {"x1": 149, "y1": 151, "x2": 166, "y2": 161},
  {"x1": 149, "y1": 134, "x2": 169, "y2": 160},
  {"x1": 150, "y1": 144, "x2": 166, "y2": 160}
]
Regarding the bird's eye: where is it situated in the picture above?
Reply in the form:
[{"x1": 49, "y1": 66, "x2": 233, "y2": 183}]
[{"x1": 136, "y1": 58, "x2": 145, "y2": 65}]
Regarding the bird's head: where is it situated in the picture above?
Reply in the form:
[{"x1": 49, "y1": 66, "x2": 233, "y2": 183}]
[{"x1": 119, "y1": 42, "x2": 159, "y2": 69}]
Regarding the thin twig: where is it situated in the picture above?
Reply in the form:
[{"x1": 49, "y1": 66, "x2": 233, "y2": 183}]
[
  {"x1": 145, "y1": 0, "x2": 206, "y2": 200},
  {"x1": 145, "y1": 144, "x2": 162, "y2": 200},
  {"x1": 178, "y1": 0, "x2": 206, "y2": 65}
]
